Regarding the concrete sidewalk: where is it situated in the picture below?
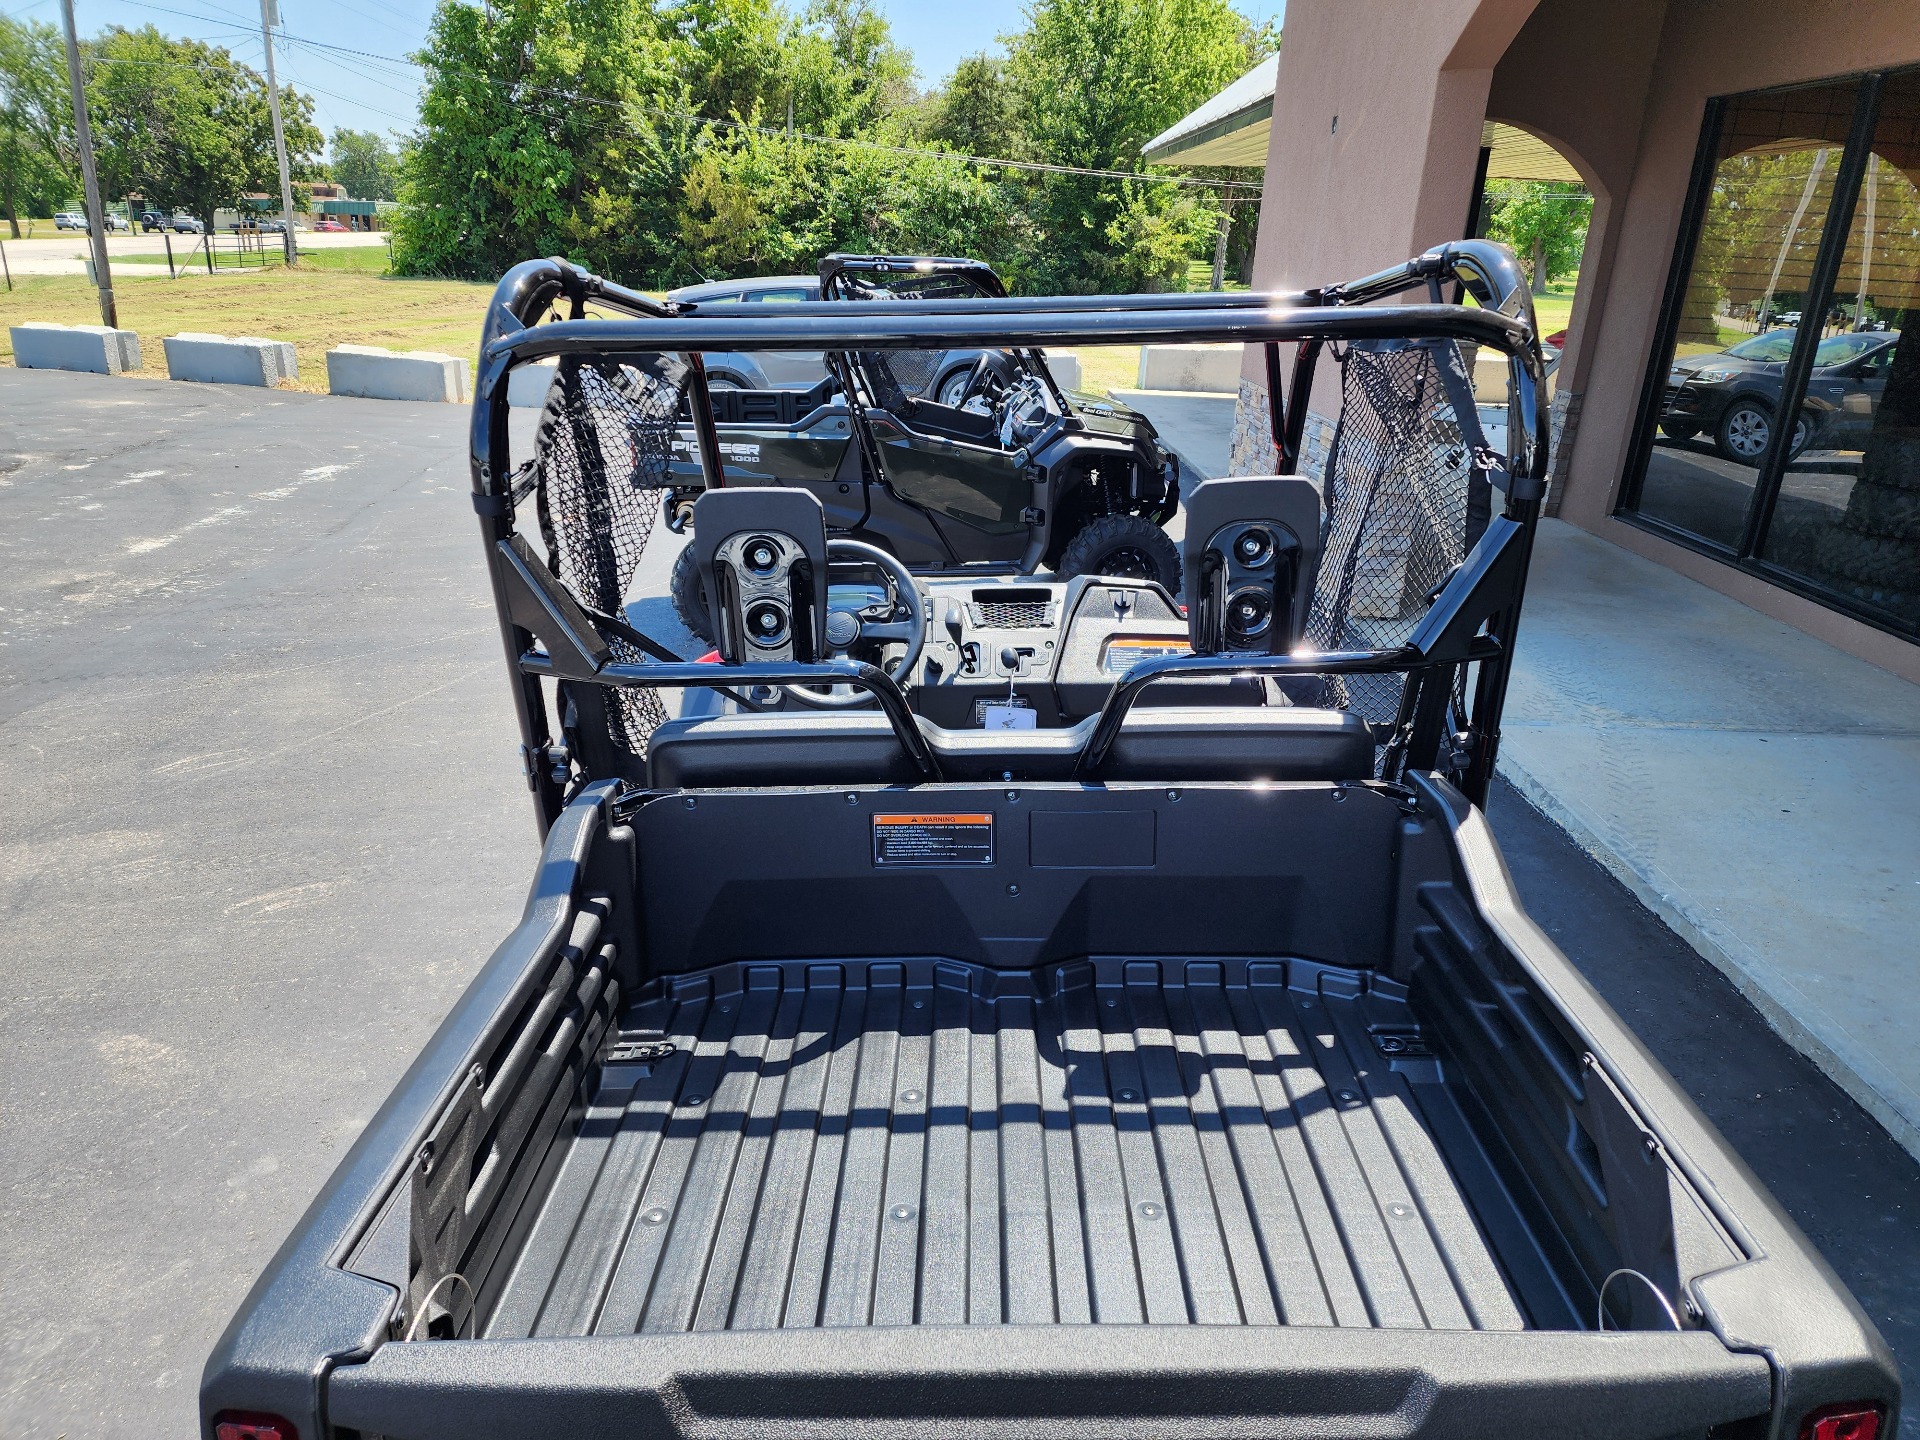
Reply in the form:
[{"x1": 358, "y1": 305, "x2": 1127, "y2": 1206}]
[
  {"x1": 1123, "y1": 382, "x2": 1920, "y2": 1157},
  {"x1": 1503, "y1": 521, "x2": 1920, "y2": 1157},
  {"x1": 1114, "y1": 388, "x2": 1234, "y2": 479}
]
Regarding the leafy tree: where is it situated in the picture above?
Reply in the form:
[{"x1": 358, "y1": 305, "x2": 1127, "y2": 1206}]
[
  {"x1": 85, "y1": 26, "x2": 322, "y2": 233},
  {"x1": 778, "y1": 0, "x2": 915, "y2": 138},
  {"x1": 0, "y1": 16, "x2": 76, "y2": 236},
  {"x1": 330, "y1": 127, "x2": 399, "y2": 201},
  {"x1": 924, "y1": 53, "x2": 1021, "y2": 160},
  {"x1": 1004, "y1": 0, "x2": 1271, "y2": 292},
  {"x1": 391, "y1": 0, "x2": 697, "y2": 281},
  {"x1": 394, "y1": 0, "x2": 1264, "y2": 294},
  {"x1": 1484, "y1": 179, "x2": 1590, "y2": 296},
  {"x1": 667, "y1": 0, "x2": 784, "y2": 123}
]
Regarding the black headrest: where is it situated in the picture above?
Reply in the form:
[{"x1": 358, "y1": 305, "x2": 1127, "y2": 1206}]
[
  {"x1": 691, "y1": 488, "x2": 831, "y2": 663},
  {"x1": 1182, "y1": 475, "x2": 1322, "y2": 655}
]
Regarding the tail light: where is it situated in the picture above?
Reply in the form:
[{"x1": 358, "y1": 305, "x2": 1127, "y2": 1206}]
[
  {"x1": 213, "y1": 1413, "x2": 297, "y2": 1440},
  {"x1": 1799, "y1": 1404, "x2": 1883, "y2": 1440}
]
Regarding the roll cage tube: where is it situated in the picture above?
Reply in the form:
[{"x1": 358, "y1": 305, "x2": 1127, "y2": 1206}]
[
  {"x1": 471, "y1": 245, "x2": 1549, "y2": 831},
  {"x1": 818, "y1": 254, "x2": 1009, "y2": 300}
]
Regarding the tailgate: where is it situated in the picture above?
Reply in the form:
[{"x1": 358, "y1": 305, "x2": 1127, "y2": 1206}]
[{"x1": 327, "y1": 1326, "x2": 1773, "y2": 1440}]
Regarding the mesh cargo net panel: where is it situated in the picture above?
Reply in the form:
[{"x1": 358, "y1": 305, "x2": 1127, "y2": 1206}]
[
  {"x1": 531, "y1": 354, "x2": 688, "y2": 756},
  {"x1": 857, "y1": 348, "x2": 943, "y2": 410},
  {"x1": 1306, "y1": 339, "x2": 1493, "y2": 732}
]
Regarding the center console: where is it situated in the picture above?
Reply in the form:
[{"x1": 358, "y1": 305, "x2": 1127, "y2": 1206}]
[{"x1": 902, "y1": 574, "x2": 1265, "y2": 727}]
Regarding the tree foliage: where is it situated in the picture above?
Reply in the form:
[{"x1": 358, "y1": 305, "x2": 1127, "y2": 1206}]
[
  {"x1": 923, "y1": 54, "x2": 1021, "y2": 161},
  {"x1": 390, "y1": 0, "x2": 703, "y2": 280},
  {"x1": 1003, "y1": 0, "x2": 1272, "y2": 292},
  {"x1": 394, "y1": 0, "x2": 1268, "y2": 293},
  {"x1": 1483, "y1": 179, "x2": 1590, "y2": 296},
  {"x1": 0, "y1": 16, "x2": 76, "y2": 236},
  {"x1": 84, "y1": 26, "x2": 323, "y2": 230},
  {"x1": 330, "y1": 127, "x2": 400, "y2": 201}
]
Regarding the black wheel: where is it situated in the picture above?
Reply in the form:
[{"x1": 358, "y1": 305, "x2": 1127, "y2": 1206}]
[
  {"x1": 1659, "y1": 421, "x2": 1699, "y2": 442},
  {"x1": 1056, "y1": 513, "x2": 1183, "y2": 596},
  {"x1": 670, "y1": 544, "x2": 715, "y2": 646},
  {"x1": 1715, "y1": 399, "x2": 1810, "y2": 466}
]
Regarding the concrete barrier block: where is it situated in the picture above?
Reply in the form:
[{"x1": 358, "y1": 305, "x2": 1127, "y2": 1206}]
[
  {"x1": 163, "y1": 332, "x2": 298, "y2": 387},
  {"x1": 326, "y1": 344, "x2": 470, "y2": 403},
  {"x1": 235, "y1": 336, "x2": 299, "y2": 384},
  {"x1": 12, "y1": 322, "x2": 141, "y2": 375},
  {"x1": 1043, "y1": 351, "x2": 1083, "y2": 391},
  {"x1": 1135, "y1": 343, "x2": 1241, "y2": 393},
  {"x1": 509, "y1": 357, "x2": 559, "y2": 408}
]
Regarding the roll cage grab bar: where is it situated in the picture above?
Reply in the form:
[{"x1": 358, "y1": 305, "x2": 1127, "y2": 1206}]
[{"x1": 470, "y1": 241, "x2": 1550, "y2": 832}]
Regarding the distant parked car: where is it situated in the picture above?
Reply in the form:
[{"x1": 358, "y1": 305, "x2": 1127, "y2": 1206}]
[
  {"x1": 1661, "y1": 327, "x2": 1901, "y2": 464},
  {"x1": 663, "y1": 274, "x2": 994, "y2": 401},
  {"x1": 53, "y1": 211, "x2": 87, "y2": 230},
  {"x1": 313, "y1": 219, "x2": 347, "y2": 232},
  {"x1": 170, "y1": 214, "x2": 204, "y2": 233},
  {"x1": 136, "y1": 208, "x2": 169, "y2": 232}
]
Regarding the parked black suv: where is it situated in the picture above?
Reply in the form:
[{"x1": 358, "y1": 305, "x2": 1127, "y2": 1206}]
[{"x1": 1661, "y1": 328, "x2": 1901, "y2": 465}]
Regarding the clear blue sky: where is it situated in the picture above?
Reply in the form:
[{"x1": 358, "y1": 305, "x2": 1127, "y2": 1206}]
[{"x1": 2, "y1": 0, "x2": 1284, "y2": 150}]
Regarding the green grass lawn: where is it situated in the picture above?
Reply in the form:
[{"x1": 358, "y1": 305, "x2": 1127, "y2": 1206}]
[
  {"x1": 1529, "y1": 281, "x2": 1576, "y2": 339},
  {"x1": 1, "y1": 264, "x2": 494, "y2": 390},
  {"x1": 1183, "y1": 259, "x2": 1251, "y2": 292}
]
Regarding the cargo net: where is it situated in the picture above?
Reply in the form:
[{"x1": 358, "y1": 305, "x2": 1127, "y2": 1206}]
[
  {"x1": 1305, "y1": 338, "x2": 1493, "y2": 737},
  {"x1": 857, "y1": 348, "x2": 943, "y2": 411},
  {"x1": 530, "y1": 354, "x2": 688, "y2": 756}
]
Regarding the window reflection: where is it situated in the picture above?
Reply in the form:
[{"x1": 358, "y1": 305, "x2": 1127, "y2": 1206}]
[
  {"x1": 1634, "y1": 80, "x2": 1859, "y2": 549},
  {"x1": 1760, "y1": 71, "x2": 1920, "y2": 628}
]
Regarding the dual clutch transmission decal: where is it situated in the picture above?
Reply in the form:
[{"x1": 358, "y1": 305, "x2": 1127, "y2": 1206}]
[{"x1": 872, "y1": 812, "x2": 994, "y2": 866}]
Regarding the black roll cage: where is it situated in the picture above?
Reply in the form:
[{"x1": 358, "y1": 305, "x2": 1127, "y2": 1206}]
[{"x1": 470, "y1": 241, "x2": 1550, "y2": 834}]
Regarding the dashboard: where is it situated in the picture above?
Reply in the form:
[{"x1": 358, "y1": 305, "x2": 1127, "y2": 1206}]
[{"x1": 886, "y1": 574, "x2": 1269, "y2": 727}]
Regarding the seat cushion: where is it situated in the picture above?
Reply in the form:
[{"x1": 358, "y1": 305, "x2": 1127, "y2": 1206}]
[{"x1": 646, "y1": 706, "x2": 1374, "y2": 788}]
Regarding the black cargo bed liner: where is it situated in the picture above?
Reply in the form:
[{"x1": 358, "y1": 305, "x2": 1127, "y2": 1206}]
[{"x1": 487, "y1": 956, "x2": 1530, "y2": 1337}]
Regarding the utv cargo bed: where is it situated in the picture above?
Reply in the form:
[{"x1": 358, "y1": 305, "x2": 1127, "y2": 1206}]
[
  {"x1": 489, "y1": 957, "x2": 1529, "y2": 1337},
  {"x1": 204, "y1": 246, "x2": 1899, "y2": 1440}
]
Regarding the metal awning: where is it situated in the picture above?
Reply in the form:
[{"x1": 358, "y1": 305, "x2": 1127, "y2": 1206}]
[
  {"x1": 1478, "y1": 122, "x2": 1582, "y2": 183},
  {"x1": 1141, "y1": 54, "x2": 1277, "y2": 167},
  {"x1": 1143, "y1": 54, "x2": 1582, "y2": 184}
]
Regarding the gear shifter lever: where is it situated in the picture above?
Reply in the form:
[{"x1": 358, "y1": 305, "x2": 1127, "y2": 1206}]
[{"x1": 944, "y1": 602, "x2": 965, "y2": 646}]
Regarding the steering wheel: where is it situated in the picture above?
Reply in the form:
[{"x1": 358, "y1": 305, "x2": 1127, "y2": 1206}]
[
  {"x1": 953, "y1": 352, "x2": 1004, "y2": 409},
  {"x1": 783, "y1": 538, "x2": 926, "y2": 709}
]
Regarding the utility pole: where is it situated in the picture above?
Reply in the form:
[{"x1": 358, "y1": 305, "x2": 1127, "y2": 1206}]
[
  {"x1": 1210, "y1": 206, "x2": 1231, "y2": 291},
  {"x1": 259, "y1": 0, "x2": 297, "y2": 264},
  {"x1": 58, "y1": 0, "x2": 116, "y2": 327}
]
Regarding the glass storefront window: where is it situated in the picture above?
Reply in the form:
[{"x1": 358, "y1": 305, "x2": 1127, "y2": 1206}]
[
  {"x1": 1759, "y1": 71, "x2": 1920, "y2": 629},
  {"x1": 1631, "y1": 79, "x2": 1859, "y2": 549}
]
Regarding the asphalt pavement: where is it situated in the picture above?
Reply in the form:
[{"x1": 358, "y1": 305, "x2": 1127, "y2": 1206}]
[{"x1": 0, "y1": 367, "x2": 1912, "y2": 1438}]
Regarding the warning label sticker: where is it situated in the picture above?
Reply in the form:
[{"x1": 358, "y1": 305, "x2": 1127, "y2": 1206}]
[{"x1": 872, "y1": 812, "x2": 994, "y2": 867}]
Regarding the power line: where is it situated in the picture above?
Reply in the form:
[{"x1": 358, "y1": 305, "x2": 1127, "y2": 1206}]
[{"x1": 271, "y1": 49, "x2": 414, "y2": 126}]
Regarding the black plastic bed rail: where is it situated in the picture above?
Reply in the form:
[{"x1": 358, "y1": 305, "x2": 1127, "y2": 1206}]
[{"x1": 470, "y1": 241, "x2": 1553, "y2": 833}]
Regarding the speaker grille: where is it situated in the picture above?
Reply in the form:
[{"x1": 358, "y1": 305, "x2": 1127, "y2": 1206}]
[{"x1": 968, "y1": 599, "x2": 1056, "y2": 629}]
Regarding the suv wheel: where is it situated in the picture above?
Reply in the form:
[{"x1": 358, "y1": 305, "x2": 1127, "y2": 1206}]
[
  {"x1": 1716, "y1": 400, "x2": 1810, "y2": 466},
  {"x1": 670, "y1": 544, "x2": 716, "y2": 646},
  {"x1": 935, "y1": 368, "x2": 972, "y2": 408},
  {"x1": 1056, "y1": 514, "x2": 1182, "y2": 596}
]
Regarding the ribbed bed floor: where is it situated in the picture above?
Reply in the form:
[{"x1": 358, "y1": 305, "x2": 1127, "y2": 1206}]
[{"x1": 486, "y1": 956, "x2": 1528, "y2": 1337}]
